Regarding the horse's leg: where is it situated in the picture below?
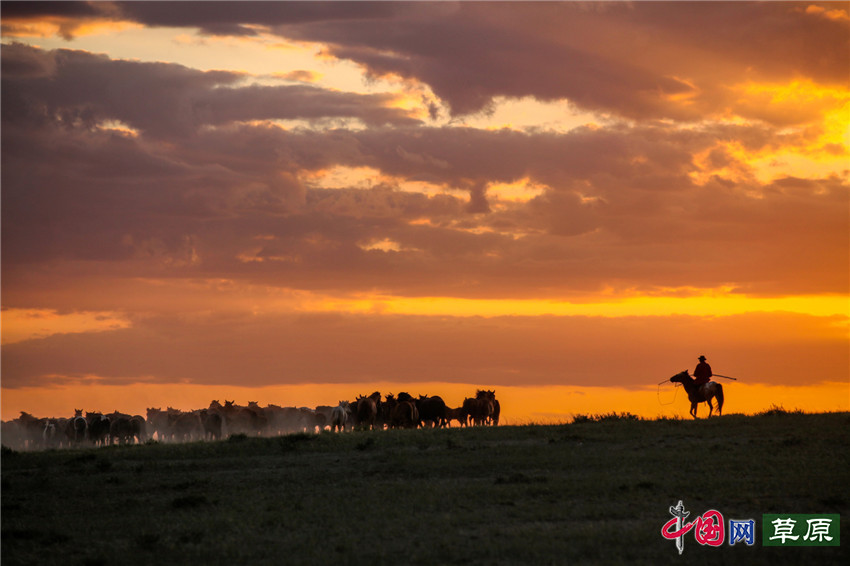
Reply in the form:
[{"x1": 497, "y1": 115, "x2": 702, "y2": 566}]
[
  {"x1": 690, "y1": 403, "x2": 698, "y2": 419},
  {"x1": 707, "y1": 399, "x2": 714, "y2": 418}
]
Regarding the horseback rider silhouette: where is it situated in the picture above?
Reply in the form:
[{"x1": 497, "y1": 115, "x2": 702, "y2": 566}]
[{"x1": 693, "y1": 355, "x2": 712, "y2": 395}]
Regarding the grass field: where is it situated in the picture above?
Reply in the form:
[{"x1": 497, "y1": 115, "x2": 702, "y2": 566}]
[{"x1": 2, "y1": 411, "x2": 849, "y2": 565}]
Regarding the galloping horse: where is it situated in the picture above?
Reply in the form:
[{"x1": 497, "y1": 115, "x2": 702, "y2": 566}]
[{"x1": 669, "y1": 371, "x2": 724, "y2": 418}]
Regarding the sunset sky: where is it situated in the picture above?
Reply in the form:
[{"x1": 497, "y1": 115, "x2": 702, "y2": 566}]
[{"x1": 2, "y1": 1, "x2": 848, "y2": 423}]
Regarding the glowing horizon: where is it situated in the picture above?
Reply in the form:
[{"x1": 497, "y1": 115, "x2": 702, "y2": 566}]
[
  {"x1": 4, "y1": 289, "x2": 847, "y2": 346},
  {"x1": 2, "y1": 381, "x2": 847, "y2": 424}
]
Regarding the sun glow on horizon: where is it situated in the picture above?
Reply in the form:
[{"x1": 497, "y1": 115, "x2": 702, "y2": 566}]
[
  {"x1": 2, "y1": 381, "x2": 847, "y2": 424},
  {"x1": 296, "y1": 290, "x2": 850, "y2": 320},
  {"x1": 3, "y1": 288, "x2": 846, "y2": 346}
]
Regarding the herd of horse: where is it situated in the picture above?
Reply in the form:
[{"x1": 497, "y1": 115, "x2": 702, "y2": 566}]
[
  {"x1": 1, "y1": 390, "x2": 501, "y2": 451},
  {"x1": 2, "y1": 372, "x2": 727, "y2": 451}
]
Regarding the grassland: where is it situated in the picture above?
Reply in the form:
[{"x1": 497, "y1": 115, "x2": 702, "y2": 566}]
[{"x1": 2, "y1": 412, "x2": 849, "y2": 565}]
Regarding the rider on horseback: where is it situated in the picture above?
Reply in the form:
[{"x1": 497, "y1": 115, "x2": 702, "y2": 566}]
[{"x1": 693, "y1": 355, "x2": 712, "y2": 397}]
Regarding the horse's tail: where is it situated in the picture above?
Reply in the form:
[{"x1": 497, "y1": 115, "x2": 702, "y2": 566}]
[{"x1": 716, "y1": 383, "x2": 724, "y2": 416}]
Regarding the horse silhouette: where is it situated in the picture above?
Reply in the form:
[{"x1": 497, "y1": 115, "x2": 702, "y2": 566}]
[
  {"x1": 355, "y1": 393, "x2": 379, "y2": 430},
  {"x1": 72, "y1": 409, "x2": 88, "y2": 443},
  {"x1": 464, "y1": 392, "x2": 494, "y2": 426},
  {"x1": 387, "y1": 395, "x2": 418, "y2": 429},
  {"x1": 330, "y1": 401, "x2": 349, "y2": 432},
  {"x1": 86, "y1": 412, "x2": 111, "y2": 446},
  {"x1": 669, "y1": 371, "x2": 724, "y2": 418},
  {"x1": 416, "y1": 395, "x2": 447, "y2": 428}
]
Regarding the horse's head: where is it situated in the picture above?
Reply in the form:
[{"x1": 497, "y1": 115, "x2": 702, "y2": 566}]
[{"x1": 670, "y1": 371, "x2": 690, "y2": 383}]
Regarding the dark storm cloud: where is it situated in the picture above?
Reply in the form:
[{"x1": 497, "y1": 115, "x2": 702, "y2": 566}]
[
  {"x1": 117, "y1": 1, "x2": 400, "y2": 37},
  {"x1": 1, "y1": 1, "x2": 104, "y2": 18},
  {"x1": 0, "y1": 1, "x2": 109, "y2": 39},
  {"x1": 199, "y1": 83, "x2": 420, "y2": 127},
  {"x1": 1, "y1": 43, "x2": 418, "y2": 138},
  {"x1": 3, "y1": 52, "x2": 847, "y2": 301},
  {"x1": 0, "y1": 1, "x2": 398, "y2": 38},
  {"x1": 283, "y1": 1, "x2": 849, "y2": 120},
  {"x1": 5, "y1": 2, "x2": 846, "y2": 121},
  {"x1": 2, "y1": 43, "x2": 240, "y2": 136}
]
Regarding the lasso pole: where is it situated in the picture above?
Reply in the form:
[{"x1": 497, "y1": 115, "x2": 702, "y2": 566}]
[{"x1": 713, "y1": 374, "x2": 738, "y2": 381}]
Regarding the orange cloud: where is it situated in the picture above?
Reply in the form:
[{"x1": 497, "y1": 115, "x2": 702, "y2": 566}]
[
  {"x1": 805, "y1": 5, "x2": 850, "y2": 22},
  {"x1": 3, "y1": 310, "x2": 847, "y2": 392},
  {"x1": 274, "y1": 70, "x2": 323, "y2": 83},
  {"x1": 728, "y1": 80, "x2": 850, "y2": 128},
  {"x1": 1, "y1": 309, "x2": 131, "y2": 346},
  {"x1": 1, "y1": 17, "x2": 140, "y2": 41}
]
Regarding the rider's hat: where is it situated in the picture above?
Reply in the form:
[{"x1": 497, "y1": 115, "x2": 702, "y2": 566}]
[{"x1": 698, "y1": 355, "x2": 707, "y2": 361}]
